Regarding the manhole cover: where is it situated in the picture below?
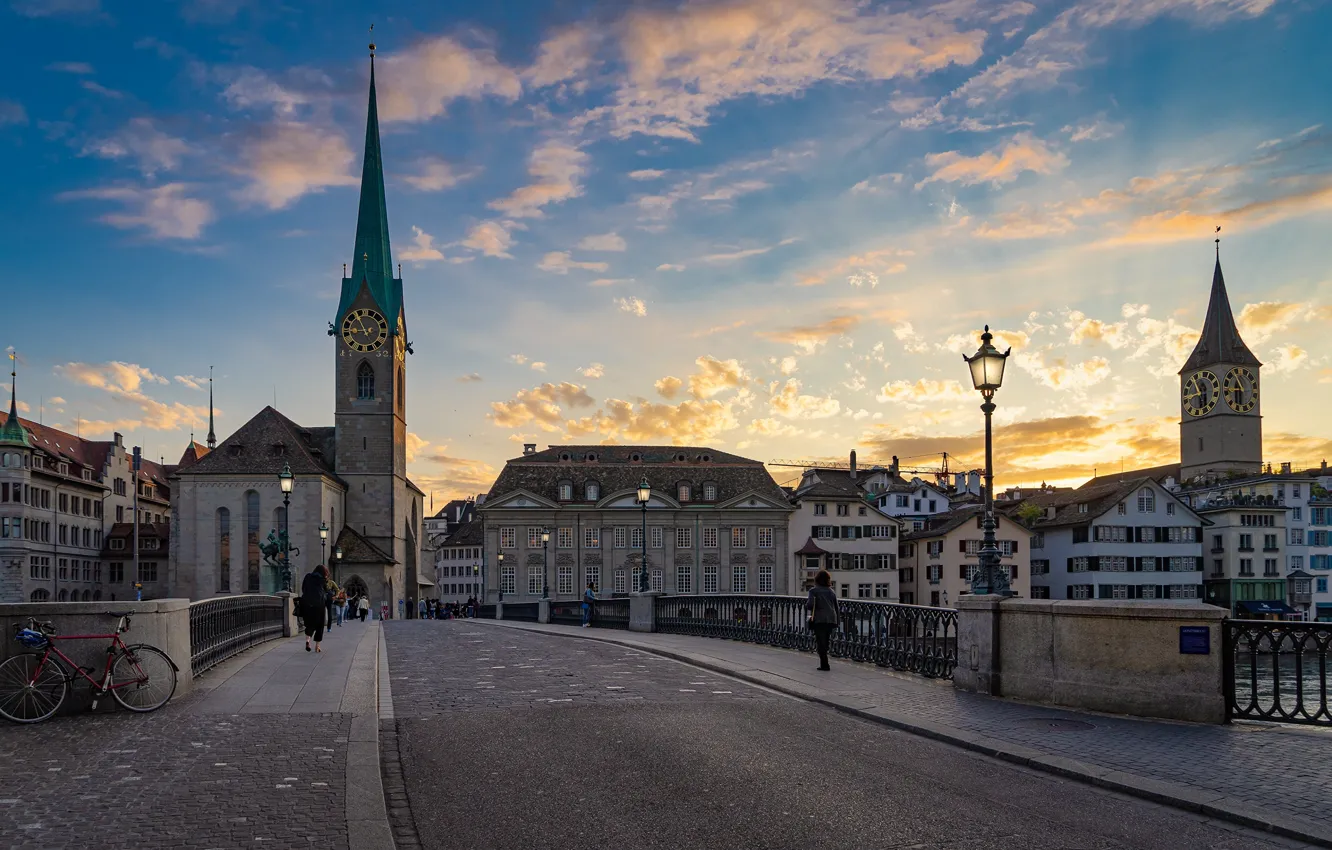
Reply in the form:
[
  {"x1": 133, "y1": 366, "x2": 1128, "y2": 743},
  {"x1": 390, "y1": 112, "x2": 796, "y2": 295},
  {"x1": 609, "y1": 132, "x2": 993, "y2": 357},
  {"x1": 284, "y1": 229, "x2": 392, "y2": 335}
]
[{"x1": 1014, "y1": 717, "x2": 1096, "y2": 732}]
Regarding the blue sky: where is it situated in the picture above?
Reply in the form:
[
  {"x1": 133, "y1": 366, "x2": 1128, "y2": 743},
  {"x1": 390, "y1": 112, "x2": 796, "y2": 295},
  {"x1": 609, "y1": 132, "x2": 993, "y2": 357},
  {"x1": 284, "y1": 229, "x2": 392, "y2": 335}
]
[{"x1": 3, "y1": 0, "x2": 1331, "y2": 500}]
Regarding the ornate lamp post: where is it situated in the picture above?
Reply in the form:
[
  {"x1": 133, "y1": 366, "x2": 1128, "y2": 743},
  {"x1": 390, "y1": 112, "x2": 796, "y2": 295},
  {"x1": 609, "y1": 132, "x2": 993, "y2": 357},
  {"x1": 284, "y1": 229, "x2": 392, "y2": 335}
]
[
  {"x1": 319, "y1": 521, "x2": 329, "y2": 572},
  {"x1": 541, "y1": 528, "x2": 550, "y2": 599},
  {"x1": 334, "y1": 545, "x2": 343, "y2": 584},
  {"x1": 636, "y1": 477, "x2": 651, "y2": 592},
  {"x1": 962, "y1": 326, "x2": 1013, "y2": 596},
  {"x1": 278, "y1": 466, "x2": 294, "y2": 591},
  {"x1": 496, "y1": 552, "x2": 505, "y2": 602}
]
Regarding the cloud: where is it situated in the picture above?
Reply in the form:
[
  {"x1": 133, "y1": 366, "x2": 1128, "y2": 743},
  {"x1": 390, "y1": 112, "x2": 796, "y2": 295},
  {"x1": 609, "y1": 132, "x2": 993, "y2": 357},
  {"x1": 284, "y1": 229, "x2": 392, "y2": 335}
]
[
  {"x1": 488, "y1": 140, "x2": 587, "y2": 218},
  {"x1": 629, "y1": 169, "x2": 667, "y2": 181},
  {"x1": 46, "y1": 61, "x2": 94, "y2": 74},
  {"x1": 748, "y1": 417, "x2": 802, "y2": 438},
  {"x1": 774, "y1": 356, "x2": 798, "y2": 376},
  {"x1": 655, "y1": 376, "x2": 683, "y2": 400},
  {"x1": 377, "y1": 36, "x2": 522, "y2": 123},
  {"x1": 81, "y1": 118, "x2": 192, "y2": 177},
  {"x1": 1014, "y1": 350, "x2": 1113, "y2": 390},
  {"x1": 219, "y1": 66, "x2": 315, "y2": 116},
  {"x1": 488, "y1": 382, "x2": 595, "y2": 431},
  {"x1": 1066, "y1": 312, "x2": 1130, "y2": 348},
  {"x1": 525, "y1": 24, "x2": 600, "y2": 88},
  {"x1": 59, "y1": 183, "x2": 215, "y2": 239},
  {"x1": 577, "y1": 232, "x2": 627, "y2": 252},
  {"x1": 529, "y1": 362, "x2": 547, "y2": 372},
  {"x1": 849, "y1": 172, "x2": 904, "y2": 194},
  {"x1": 601, "y1": 0, "x2": 986, "y2": 141},
  {"x1": 579, "y1": 363, "x2": 605, "y2": 379},
  {"x1": 80, "y1": 80, "x2": 123, "y2": 99},
  {"x1": 53, "y1": 360, "x2": 207, "y2": 433},
  {"x1": 462, "y1": 220, "x2": 520, "y2": 258},
  {"x1": 1130, "y1": 315, "x2": 1200, "y2": 377},
  {"x1": 234, "y1": 122, "x2": 357, "y2": 209},
  {"x1": 456, "y1": 373, "x2": 483, "y2": 383},
  {"x1": 174, "y1": 375, "x2": 206, "y2": 390},
  {"x1": 509, "y1": 354, "x2": 529, "y2": 366},
  {"x1": 876, "y1": 378, "x2": 970, "y2": 407},
  {"x1": 1063, "y1": 119, "x2": 1122, "y2": 143},
  {"x1": 537, "y1": 251, "x2": 609, "y2": 274},
  {"x1": 414, "y1": 452, "x2": 500, "y2": 499},
  {"x1": 564, "y1": 397, "x2": 741, "y2": 445},
  {"x1": 974, "y1": 208, "x2": 1078, "y2": 240},
  {"x1": 757, "y1": 316, "x2": 859, "y2": 354},
  {"x1": 916, "y1": 132, "x2": 1068, "y2": 189},
  {"x1": 797, "y1": 247, "x2": 911, "y2": 286},
  {"x1": 1237, "y1": 301, "x2": 1306, "y2": 345},
  {"x1": 405, "y1": 432, "x2": 429, "y2": 464},
  {"x1": 769, "y1": 379, "x2": 840, "y2": 419},
  {"x1": 1267, "y1": 344, "x2": 1309, "y2": 374},
  {"x1": 615, "y1": 297, "x2": 648, "y2": 317},
  {"x1": 656, "y1": 263, "x2": 685, "y2": 272},
  {"x1": 0, "y1": 99, "x2": 26, "y2": 127},
  {"x1": 403, "y1": 157, "x2": 474, "y2": 191},
  {"x1": 400, "y1": 226, "x2": 446, "y2": 262},
  {"x1": 12, "y1": 0, "x2": 100, "y2": 16},
  {"x1": 589, "y1": 278, "x2": 633, "y2": 287},
  {"x1": 892, "y1": 323, "x2": 931, "y2": 354},
  {"x1": 702, "y1": 237, "x2": 798, "y2": 263},
  {"x1": 688, "y1": 356, "x2": 748, "y2": 399}
]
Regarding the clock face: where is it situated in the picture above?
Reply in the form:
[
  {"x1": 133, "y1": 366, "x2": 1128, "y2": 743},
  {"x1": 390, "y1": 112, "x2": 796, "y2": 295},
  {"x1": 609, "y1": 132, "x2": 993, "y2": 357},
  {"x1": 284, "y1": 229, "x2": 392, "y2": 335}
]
[
  {"x1": 341, "y1": 309, "x2": 389, "y2": 352},
  {"x1": 394, "y1": 317, "x2": 406, "y2": 360},
  {"x1": 1182, "y1": 370, "x2": 1220, "y2": 417},
  {"x1": 1223, "y1": 367, "x2": 1258, "y2": 413}
]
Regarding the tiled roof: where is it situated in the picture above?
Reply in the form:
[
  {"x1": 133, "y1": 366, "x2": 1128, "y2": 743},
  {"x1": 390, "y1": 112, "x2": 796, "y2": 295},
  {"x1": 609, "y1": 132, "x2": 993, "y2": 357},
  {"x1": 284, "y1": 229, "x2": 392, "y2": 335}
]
[
  {"x1": 101, "y1": 522, "x2": 170, "y2": 558},
  {"x1": 794, "y1": 537, "x2": 827, "y2": 556},
  {"x1": 1020, "y1": 477, "x2": 1172, "y2": 529},
  {"x1": 902, "y1": 506, "x2": 984, "y2": 541},
  {"x1": 174, "y1": 406, "x2": 341, "y2": 483},
  {"x1": 793, "y1": 468, "x2": 865, "y2": 499},
  {"x1": 334, "y1": 525, "x2": 396, "y2": 565},
  {"x1": 485, "y1": 445, "x2": 789, "y2": 505},
  {"x1": 442, "y1": 519, "x2": 484, "y2": 547},
  {"x1": 1079, "y1": 463, "x2": 1181, "y2": 490},
  {"x1": 177, "y1": 441, "x2": 211, "y2": 469}
]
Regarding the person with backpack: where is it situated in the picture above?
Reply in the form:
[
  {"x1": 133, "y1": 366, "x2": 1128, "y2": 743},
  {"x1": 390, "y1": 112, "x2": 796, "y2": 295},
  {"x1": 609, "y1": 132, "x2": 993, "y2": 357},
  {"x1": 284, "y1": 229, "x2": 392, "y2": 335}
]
[{"x1": 582, "y1": 582, "x2": 596, "y2": 628}]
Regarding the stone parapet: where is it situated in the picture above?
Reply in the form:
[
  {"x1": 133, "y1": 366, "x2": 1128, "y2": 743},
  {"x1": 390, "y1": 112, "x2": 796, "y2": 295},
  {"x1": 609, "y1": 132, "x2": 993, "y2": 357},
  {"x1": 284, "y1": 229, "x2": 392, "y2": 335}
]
[{"x1": 629, "y1": 591, "x2": 660, "y2": 632}]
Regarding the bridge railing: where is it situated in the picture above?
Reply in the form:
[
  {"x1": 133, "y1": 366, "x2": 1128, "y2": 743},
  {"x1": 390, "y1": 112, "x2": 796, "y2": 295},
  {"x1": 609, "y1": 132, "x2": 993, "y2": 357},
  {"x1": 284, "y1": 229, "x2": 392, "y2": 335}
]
[
  {"x1": 1224, "y1": 619, "x2": 1332, "y2": 726},
  {"x1": 590, "y1": 598, "x2": 630, "y2": 630},
  {"x1": 503, "y1": 601, "x2": 541, "y2": 623},
  {"x1": 189, "y1": 594, "x2": 285, "y2": 678},
  {"x1": 653, "y1": 594, "x2": 958, "y2": 679}
]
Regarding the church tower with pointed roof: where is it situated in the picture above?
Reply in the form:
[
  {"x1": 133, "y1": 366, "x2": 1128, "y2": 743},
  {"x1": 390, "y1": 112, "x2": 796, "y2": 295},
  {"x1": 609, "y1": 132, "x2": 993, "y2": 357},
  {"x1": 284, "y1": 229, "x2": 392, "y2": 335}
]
[
  {"x1": 332, "y1": 41, "x2": 416, "y2": 593},
  {"x1": 1179, "y1": 243, "x2": 1263, "y2": 482}
]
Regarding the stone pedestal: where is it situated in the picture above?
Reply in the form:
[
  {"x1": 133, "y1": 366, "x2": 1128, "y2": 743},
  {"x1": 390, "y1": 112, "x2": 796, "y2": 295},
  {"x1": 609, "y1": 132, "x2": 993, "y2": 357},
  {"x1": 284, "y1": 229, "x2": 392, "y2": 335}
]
[
  {"x1": 629, "y1": 591, "x2": 660, "y2": 632},
  {"x1": 277, "y1": 591, "x2": 299, "y2": 638},
  {"x1": 538, "y1": 599, "x2": 551, "y2": 624},
  {"x1": 495, "y1": 602, "x2": 504, "y2": 620},
  {"x1": 954, "y1": 594, "x2": 1006, "y2": 696}
]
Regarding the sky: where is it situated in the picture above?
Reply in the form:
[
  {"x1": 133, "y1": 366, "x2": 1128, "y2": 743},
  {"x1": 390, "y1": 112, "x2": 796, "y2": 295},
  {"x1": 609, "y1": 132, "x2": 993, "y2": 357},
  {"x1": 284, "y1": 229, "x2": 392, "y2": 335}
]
[{"x1": 2, "y1": 0, "x2": 1331, "y2": 503}]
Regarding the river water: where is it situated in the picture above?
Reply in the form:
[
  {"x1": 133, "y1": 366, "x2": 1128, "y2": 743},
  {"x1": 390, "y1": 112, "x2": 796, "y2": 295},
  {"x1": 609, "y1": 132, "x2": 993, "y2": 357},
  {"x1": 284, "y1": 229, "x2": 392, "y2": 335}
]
[{"x1": 1231, "y1": 654, "x2": 1330, "y2": 721}]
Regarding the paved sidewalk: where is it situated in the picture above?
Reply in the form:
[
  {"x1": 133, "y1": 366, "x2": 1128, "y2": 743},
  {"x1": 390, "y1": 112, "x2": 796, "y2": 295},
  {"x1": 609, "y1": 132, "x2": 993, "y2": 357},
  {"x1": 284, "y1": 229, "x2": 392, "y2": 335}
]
[
  {"x1": 0, "y1": 620, "x2": 392, "y2": 850},
  {"x1": 481, "y1": 620, "x2": 1332, "y2": 849}
]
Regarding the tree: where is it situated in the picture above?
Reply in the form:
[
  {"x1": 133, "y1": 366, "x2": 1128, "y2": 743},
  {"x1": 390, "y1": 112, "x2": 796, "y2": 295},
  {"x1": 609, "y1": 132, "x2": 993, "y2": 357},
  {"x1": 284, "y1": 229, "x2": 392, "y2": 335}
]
[{"x1": 1015, "y1": 502, "x2": 1044, "y2": 527}]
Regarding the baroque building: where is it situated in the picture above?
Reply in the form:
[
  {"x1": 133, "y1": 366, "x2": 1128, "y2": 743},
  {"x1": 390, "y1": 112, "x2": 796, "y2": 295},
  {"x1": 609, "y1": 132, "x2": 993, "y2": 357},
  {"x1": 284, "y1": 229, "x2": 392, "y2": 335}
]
[
  {"x1": 478, "y1": 445, "x2": 793, "y2": 601},
  {"x1": 170, "y1": 49, "x2": 428, "y2": 615}
]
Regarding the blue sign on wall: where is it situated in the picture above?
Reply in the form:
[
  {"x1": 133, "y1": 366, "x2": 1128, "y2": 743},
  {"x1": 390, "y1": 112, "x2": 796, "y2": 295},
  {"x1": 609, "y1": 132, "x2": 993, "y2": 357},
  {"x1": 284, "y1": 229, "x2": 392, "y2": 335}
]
[{"x1": 1179, "y1": 626, "x2": 1210, "y2": 655}]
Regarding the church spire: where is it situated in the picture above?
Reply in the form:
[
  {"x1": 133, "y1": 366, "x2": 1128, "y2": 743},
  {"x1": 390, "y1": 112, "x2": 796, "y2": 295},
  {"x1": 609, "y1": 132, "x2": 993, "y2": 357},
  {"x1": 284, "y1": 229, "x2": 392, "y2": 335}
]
[
  {"x1": 334, "y1": 38, "x2": 402, "y2": 329},
  {"x1": 1179, "y1": 236, "x2": 1261, "y2": 374},
  {"x1": 1, "y1": 351, "x2": 30, "y2": 447},
  {"x1": 206, "y1": 365, "x2": 216, "y2": 450}
]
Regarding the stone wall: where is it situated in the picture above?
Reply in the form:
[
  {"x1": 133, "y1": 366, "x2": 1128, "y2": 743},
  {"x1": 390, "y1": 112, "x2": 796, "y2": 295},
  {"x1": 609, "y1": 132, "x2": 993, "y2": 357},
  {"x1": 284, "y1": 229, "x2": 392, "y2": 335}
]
[{"x1": 956, "y1": 597, "x2": 1227, "y2": 723}]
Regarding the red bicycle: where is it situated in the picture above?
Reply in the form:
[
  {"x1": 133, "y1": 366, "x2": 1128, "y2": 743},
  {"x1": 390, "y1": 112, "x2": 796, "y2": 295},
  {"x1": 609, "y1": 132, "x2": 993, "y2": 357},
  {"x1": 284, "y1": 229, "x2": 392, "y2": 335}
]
[{"x1": 0, "y1": 611, "x2": 177, "y2": 723}]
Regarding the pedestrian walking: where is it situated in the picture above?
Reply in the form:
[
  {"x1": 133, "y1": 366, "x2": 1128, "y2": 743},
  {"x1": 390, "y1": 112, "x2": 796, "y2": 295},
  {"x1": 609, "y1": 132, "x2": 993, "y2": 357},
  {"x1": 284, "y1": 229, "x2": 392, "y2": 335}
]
[
  {"x1": 301, "y1": 565, "x2": 331, "y2": 653},
  {"x1": 335, "y1": 588, "x2": 347, "y2": 626},
  {"x1": 358, "y1": 595, "x2": 369, "y2": 622},
  {"x1": 325, "y1": 573, "x2": 341, "y2": 630},
  {"x1": 418, "y1": 597, "x2": 428, "y2": 620},
  {"x1": 806, "y1": 570, "x2": 839, "y2": 672},
  {"x1": 582, "y1": 582, "x2": 596, "y2": 627}
]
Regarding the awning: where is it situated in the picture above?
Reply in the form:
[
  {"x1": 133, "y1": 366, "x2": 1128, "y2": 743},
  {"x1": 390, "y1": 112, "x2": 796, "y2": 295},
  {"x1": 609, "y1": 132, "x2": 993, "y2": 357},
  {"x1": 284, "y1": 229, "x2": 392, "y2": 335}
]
[
  {"x1": 416, "y1": 576, "x2": 436, "y2": 588},
  {"x1": 795, "y1": 537, "x2": 828, "y2": 556},
  {"x1": 1237, "y1": 600, "x2": 1297, "y2": 615}
]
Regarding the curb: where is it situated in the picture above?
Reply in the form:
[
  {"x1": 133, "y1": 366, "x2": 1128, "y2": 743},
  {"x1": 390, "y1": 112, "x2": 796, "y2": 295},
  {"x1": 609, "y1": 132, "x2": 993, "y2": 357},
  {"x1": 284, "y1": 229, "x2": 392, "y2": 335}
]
[{"x1": 478, "y1": 620, "x2": 1332, "y2": 849}]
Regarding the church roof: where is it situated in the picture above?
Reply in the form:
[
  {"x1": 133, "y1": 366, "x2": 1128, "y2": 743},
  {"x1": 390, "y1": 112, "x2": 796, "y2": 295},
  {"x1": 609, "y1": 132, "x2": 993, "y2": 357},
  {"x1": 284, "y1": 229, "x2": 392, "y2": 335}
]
[
  {"x1": 174, "y1": 405, "x2": 342, "y2": 484},
  {"x1": 335, "y1": 54, "x2": 405, "y2": 336},
  {"x1": 334, "y1": 524, "x2": 396, "y2": 565},
  {"x1": 177, "y1": 441, "x2": 211, "y2": 469},
  {"x1": 1, "y1": 359, "x2": 30, "y2": 447},
  {"x1": 1179, "y1": 258, "x2": 1261, "y2": 374}
]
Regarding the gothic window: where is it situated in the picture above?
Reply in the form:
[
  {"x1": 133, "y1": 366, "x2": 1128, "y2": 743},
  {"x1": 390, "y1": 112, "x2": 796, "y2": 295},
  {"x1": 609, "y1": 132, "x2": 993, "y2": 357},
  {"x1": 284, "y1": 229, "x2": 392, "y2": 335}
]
[
  {"x1": 357, "y1": 362, "x2": 375, "y2": 400},
  {"x1": 217, "y1": 507, "x2": 231, "y2": 593},
  {"x1": 245, "y1": 490, "x2": 261, "y2": 592}
]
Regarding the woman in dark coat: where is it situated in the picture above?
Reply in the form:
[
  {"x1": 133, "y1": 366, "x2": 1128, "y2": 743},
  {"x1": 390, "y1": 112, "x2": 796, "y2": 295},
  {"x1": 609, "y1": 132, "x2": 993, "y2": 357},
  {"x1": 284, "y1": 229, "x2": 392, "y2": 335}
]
[
  {"x1": 806, "y1": 570, "x2": 839, "y2": 672},
  {"x1": 301, "y1": 564, "x2": 330, "y2": 653}
]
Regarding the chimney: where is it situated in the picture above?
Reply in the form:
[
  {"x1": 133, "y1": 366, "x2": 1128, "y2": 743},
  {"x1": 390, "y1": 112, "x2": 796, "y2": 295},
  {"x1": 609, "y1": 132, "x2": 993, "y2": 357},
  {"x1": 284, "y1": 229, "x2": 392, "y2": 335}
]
[
  {"x1": 890, "y1": 455, "x2": 899, "y2": 477},
  {"x1": 954, "y1": 472, "x2": 964, "y2": 493},
  {"x1": 1322, "y1": 459, "x2": 1327, "y2": 471},
  {"x1": 849, "y1": 450, "x2": 857, "y2": 480},
  {"x1": 523, "y1": 443, "x2": 536, "y2": 455},
  {"x1": 1280, "y1": 461, "x2": 1292, "y2": 475},
  {"x1": 968, "y1": 470, "x2": 980, "y2": 495},
  {"x1": 113, "y1": 432, "x2": 123, "y2": 448}
]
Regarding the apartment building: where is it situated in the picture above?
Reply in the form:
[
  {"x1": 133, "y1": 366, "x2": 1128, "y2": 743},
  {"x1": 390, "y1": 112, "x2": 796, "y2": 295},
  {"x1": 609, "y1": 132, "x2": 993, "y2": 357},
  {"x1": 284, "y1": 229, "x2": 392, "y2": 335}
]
[{"x1": 899, "y1": 506, "x2": 1031, "y2": 606}]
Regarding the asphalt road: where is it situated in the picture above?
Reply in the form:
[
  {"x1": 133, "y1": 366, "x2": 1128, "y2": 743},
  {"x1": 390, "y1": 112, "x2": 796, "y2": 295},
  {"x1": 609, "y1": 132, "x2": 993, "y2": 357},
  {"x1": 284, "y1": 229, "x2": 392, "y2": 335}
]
[{"x1": 384, "y1": 622, "x2": 1306, "y2": 850}]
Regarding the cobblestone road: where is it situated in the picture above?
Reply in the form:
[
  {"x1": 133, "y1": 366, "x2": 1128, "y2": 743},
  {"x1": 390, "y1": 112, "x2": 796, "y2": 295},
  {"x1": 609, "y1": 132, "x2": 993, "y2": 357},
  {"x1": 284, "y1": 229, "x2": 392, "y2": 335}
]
[{"x1": 384, "y1": 621, "x2": 1312, "y2": 850}]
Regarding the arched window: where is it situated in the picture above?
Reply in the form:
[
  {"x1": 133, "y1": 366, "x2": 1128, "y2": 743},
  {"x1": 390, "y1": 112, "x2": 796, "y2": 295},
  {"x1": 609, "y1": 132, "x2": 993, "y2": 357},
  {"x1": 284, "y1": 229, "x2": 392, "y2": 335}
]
[
  {"x1": 82, "y1": 589, "x2": 91, "y2": 601},
  {"x1": 93, "y1": 590, "x2": 102, "y2": 601},
  {"x1": 58, "y1": 589, "x2": 68, "y2": 601},
  {"x1": 1137, "y1": 488, "x2": 1156, "y2": 513},
  {"x1": 245, "y1": 490, "x2": 261, "y2": 592},
  {"x1": 677, "y1": 483, "x2": 691, "y2": 502},
  {"x1": 357, "y1": 362, "x2": 375, "y2": 400},
  {"x1": 217, "y1": 507, "x2": 231, "y2": 593},
  {"x1": 585, "y1": 481, "x2": 600, "y2": 501},
  {"x1": 397, "y1": 367, "x2": 405, "y2": 412},
  {"x1": 30, "y1": 589, "x2": 49, "y2": 602},
  {"x1": 558, "y1": 480, "x2": 573, "y2": 501}
]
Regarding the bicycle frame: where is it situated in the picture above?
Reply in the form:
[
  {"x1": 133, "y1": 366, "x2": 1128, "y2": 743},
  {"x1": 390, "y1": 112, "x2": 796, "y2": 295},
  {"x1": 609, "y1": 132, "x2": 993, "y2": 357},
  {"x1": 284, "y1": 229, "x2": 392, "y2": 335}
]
[{"x1": 24, "y1": 630, "x2": 148, "y2": 695}]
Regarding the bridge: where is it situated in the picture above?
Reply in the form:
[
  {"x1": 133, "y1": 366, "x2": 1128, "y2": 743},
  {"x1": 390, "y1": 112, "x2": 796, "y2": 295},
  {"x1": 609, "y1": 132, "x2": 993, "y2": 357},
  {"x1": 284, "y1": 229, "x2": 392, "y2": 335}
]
[{"x1": 0, "y1": 595, "x2": 1329, "y2": 848}]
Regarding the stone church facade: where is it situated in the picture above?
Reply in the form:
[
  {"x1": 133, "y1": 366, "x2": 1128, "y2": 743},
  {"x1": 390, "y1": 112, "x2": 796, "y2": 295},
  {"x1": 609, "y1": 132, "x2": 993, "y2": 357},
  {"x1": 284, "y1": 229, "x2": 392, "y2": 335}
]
[{"x1": 170, "y1": 52, "x2": 427, "y2": 614}]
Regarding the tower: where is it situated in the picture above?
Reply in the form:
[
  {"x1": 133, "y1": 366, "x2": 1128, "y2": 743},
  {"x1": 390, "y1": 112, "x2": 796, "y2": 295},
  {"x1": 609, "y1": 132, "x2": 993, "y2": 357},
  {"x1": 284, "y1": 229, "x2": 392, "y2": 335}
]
[
  {"x1": 1179, "y1": 243, "x2": 1262, "y2": 481},
  {"x1": 333, "y1": 42, "x2": 411, "y2": 571}
]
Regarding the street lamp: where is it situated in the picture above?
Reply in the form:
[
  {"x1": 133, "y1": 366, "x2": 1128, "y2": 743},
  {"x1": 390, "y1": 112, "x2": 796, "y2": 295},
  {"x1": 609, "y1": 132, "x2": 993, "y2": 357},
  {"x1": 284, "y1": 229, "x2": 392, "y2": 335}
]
[
  {"x1": 278, "y1": 461, "x2": 294, "y2": 592},
  {"x1": 636, "y1": 477, "x2": 651, "y2": 592},
  {"x1": 541, "y1": 528, "x2": 550, "y2": 599},
  {"x1": 497, "y1": 552, "x2": 505, "y2": 602},
  {"x1": 319, "y1": 521, "x2": 329, "y2": 573},
  {"x1": 962, "y1": 325, "x2": 1013, "y2": 597}
]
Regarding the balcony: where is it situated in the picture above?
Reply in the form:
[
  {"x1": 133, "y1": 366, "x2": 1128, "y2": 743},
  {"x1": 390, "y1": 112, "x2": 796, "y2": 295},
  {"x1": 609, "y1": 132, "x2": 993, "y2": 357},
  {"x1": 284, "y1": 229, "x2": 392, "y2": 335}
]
[
  {"x1": 1237, "y1": 546, "x2": 1254, "y2": 553},
  {"x1": 1210, "y1": 547, "x2": 1225, "y2": 554},
  {"x1": 1263, "y1": 547, "x2": 1280, "y2": 552}
]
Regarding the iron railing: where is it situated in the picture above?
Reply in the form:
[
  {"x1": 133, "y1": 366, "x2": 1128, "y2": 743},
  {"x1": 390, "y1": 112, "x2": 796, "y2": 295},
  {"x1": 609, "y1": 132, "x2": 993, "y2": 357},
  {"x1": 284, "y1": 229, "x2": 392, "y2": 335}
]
[
  {"x1": 503, "y1": 601, "x2": 541, "y2": 623},
  {"x1": 1224, "y1": 619, "x2": 1332, "y2": 726},
  {"x1": 189, "y1": 594, "x2": 285, "y2": 678},
  {"x1": 476, "y1": 604, "x2": 497, "y2": 620},
  {"x1": 591, "y1": 598, "x2": 630, "y2": 630},
  {"x1": 653, "y1": 594, "x2": 957, "y2": 679},
  {"x1": 550, "y1": 600, "x2": 584, "y2": 626}
]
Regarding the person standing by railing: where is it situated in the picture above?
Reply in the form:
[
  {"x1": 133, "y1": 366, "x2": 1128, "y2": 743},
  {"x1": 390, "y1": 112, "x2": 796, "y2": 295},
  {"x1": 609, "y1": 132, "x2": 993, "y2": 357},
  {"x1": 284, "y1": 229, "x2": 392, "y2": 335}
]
[
  {"x1": 806, "y1": 570, "x2": 838, "y2": 672},
  {"x1": 582, "y1": 582, "x2": 597, "y2": 627}
]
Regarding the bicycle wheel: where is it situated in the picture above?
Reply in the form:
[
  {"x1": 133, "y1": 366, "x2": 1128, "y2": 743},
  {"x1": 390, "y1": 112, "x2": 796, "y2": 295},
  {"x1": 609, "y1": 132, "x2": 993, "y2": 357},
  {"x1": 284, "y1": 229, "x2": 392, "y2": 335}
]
[
  {"x1": 0, "y1": 653, "x2": 68, "y2": 723},
  {"x1": 110, "y1": 645, "x2": 177, "y2": 712}
]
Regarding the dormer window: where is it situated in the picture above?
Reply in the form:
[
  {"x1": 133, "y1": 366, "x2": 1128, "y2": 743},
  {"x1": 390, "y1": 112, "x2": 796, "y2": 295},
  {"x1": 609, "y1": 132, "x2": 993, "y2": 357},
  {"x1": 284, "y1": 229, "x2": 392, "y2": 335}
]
[
  {"x1": 585, "y1": 482, "x2": 599, "y2": 501},
  {"x1": 559, "y1": 452, "x2": 571, "y2": 462},
  {"x1": 675, "y1": 452, "x2": 687, "y2": 462},
  {"x1": 703, "y1": 482, "x2": 717, "y2": 501},
  {"x1": 630, "y1": 452, "x2": 642, "y2": 462},
  {"x1": 678, "y1": 484, "x2": 691, "y2": 502},
  {"x1": 1077, "y1": 503, "x2": 1088, "y2": 514},
  {"x1": 700, "y1": 453, "x2": 712, "y2": 463},
  {"x1": 585, "y1": 452, "x2": 597, "y2": 462},
  {"x1": 558, "y1": 481, "x2": 573, "y2": 501}
]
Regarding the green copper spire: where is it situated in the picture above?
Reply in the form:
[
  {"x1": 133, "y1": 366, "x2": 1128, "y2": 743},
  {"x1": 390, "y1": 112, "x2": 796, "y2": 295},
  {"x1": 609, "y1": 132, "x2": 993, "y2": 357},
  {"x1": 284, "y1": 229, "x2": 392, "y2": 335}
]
[
  {"x1": 335, "y1": 43, "x2": 403, "y2": 330},
  {"x1": 1, "y1": 351, "x2": 31, "y2": 447}
]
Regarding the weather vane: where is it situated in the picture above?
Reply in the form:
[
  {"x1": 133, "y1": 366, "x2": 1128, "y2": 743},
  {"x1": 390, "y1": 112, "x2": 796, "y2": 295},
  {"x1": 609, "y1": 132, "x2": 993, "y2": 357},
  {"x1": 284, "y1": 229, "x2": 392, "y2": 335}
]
[
  {"x1": 1215, "y1": 224, "x2": 1221, "y2": 258},
  {"x1": 369, "y1": 23, "x2": 376, "y2": 56}
]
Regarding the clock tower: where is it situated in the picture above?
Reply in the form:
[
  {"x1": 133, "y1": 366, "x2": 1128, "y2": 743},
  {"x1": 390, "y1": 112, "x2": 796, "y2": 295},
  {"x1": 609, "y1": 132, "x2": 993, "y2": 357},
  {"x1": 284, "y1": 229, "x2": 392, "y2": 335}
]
[
  {"x1": 1179, "y1": 246, "x2": 1262, "y2": 482},
  {"x1": 333, "y1": 45, "x2": 412, "y2": 574}
]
